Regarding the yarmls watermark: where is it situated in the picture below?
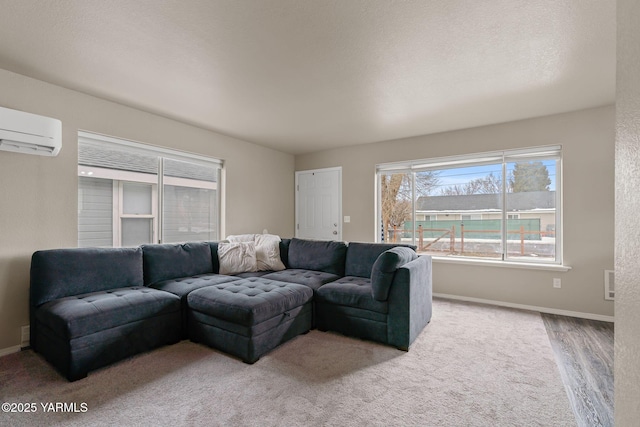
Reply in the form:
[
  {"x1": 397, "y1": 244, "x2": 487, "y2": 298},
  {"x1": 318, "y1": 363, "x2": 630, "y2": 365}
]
[{"x1": 2, "y1": 402, "x2": 88, "y2": 413}]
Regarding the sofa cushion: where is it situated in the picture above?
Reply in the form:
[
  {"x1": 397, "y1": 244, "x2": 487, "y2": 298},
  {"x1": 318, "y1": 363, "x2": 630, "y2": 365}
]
[
  {"x1": 287, "y1": 238, "x2": 347, "y2": 276},
  {"x1": 233, "y1": 271, "x2": 272, "y2": 278},
  {"x1": 148, "y1": 273, "x2": 237, "y2": 300},
  {"x1": 142, "y1": 242, "x2": 213, "y2": 286},
  {"x1": 344, "y1": 242, "x2": 416, "y2": 278},
  {"x1": 31, "y1": 247, "x2": 144, "y2": 308},
  {"x1": 187, "y1": 278, "x2": 313, "y2": 326},
  {"x1": 262, "y1": 269, "x2": 341, "y2": 291},
  {"x1": 371, "y1": 247, "x2": 418, "y2": 301},
  {"x1": 36, "y1": 287, "x2": 180, "y2": 339},
  {"x1": 316, "y1": 276, "x2": 389, "y2": 314}
]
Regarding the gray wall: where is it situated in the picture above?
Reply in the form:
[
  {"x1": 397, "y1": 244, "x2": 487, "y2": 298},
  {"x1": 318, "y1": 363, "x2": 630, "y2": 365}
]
[
  {"x1": 0, "y1": 69, "x2": 294, "y2": 350},
  {"x1": 296, "y1": 106, "x2": 615, "y2": 318},
  {"x1": 615, "y1": 0, "x2": 640, "y2": 423}
]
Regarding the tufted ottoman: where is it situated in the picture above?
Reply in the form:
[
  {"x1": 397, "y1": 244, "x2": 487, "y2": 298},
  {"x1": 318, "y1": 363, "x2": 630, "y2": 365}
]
[{"x1": 187, "y1": 277, "x2": 314, "y2": 363}]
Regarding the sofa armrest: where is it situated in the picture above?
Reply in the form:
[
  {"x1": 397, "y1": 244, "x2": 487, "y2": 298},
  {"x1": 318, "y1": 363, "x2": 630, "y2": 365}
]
[
  {"x1": 386, "y1": 255, "x2": 433, "y2": 350},
  {"x1": 371, "y1": 247, "x2": 417, "y2": 301}
]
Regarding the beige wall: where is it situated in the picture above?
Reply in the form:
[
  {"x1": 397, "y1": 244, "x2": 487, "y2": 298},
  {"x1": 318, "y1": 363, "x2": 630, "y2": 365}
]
[
  {"x1": 297, "y1": 106, "x2": 615, "y2": 318},
  {"x1": 0, "y1": 69, "x2": 294, "y2": 351},
  {"x1": 615, "y1": 0, "x2": 640, "y2": 423}
]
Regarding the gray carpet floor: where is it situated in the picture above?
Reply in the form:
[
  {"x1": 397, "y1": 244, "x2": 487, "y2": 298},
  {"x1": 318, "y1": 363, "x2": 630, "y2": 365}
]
[{"x1": 0, "y1": 298, "x2": 576, "y2": 426}]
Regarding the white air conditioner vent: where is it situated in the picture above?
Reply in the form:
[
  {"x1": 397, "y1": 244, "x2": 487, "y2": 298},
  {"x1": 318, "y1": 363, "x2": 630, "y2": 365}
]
[{"x1": 0, "y1": 106, "x2": 61, "y2": 156}]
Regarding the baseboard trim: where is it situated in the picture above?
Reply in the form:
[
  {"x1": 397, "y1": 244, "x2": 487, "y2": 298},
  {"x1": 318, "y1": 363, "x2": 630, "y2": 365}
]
[
  {"x1": 0, "y1": 345, "x2": 22, "y2": 357},
  {"x1": 433, "y1": 293, "x2": 615, "y2": 323}
]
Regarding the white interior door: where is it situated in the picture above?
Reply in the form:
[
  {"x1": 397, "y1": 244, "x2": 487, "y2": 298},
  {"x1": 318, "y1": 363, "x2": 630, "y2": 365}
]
[{"x1": 296, "y1": 167, "x2": 342, "y2": 240}]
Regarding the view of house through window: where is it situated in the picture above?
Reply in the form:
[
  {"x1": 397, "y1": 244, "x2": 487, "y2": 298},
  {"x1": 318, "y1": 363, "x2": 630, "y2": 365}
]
[
  {"x1": 78, "y1": 132, "x2": 221, "y2": 247},
  {"x1": 377, "y1": 146, "x2": 561, "y2": 264}
]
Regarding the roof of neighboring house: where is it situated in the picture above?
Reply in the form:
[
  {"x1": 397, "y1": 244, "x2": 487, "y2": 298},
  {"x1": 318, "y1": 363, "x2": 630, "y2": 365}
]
[
  {"x1": 416, "y1": 191, "x2": 556, "y2": 212},
  {"x1": 79, "y1": 144, "x2": 217, "y2": 182}
]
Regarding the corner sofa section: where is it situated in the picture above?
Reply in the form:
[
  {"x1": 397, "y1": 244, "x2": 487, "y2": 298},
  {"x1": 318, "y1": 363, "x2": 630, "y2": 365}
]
[
  {"x1": 30, "y1": 238, "x2": 432, "y2": 381},
  {"x1": 315, "y1": 242, "x2": 432, "y2": 350}
]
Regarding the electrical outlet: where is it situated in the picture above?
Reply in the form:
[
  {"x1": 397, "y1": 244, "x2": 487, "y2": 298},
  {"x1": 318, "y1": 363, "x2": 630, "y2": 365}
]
[{"x1": 553, "y1": 278, "x2": 561, "y2": 289}]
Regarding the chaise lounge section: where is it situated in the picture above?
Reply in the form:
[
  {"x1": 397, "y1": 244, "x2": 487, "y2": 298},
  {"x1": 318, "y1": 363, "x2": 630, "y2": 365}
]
[{"x1": 29, "y1": 237, "x2": 432, "y2": 381}]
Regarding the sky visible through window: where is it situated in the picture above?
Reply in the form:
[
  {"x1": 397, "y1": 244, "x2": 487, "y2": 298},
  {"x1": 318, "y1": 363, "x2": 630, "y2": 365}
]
[{"x1": 429, "y1": 160, "x2": 556, "y2": 195}]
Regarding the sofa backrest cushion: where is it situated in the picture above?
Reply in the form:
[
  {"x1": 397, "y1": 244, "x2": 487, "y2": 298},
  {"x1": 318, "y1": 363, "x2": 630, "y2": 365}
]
[
  {"x1": 371, "y1": 247, "x2": 418, "y2": 301},
  {"x1": 287, "y1": 238, "x2": 347, "y2": 276},
  {"x1": 345, "y1": 242, "x2": 416, "y2": 278},
  {"x1": 142, "y1": 242, "x2": 213, "y2": 285},
  {"x1": 279, "y1": 239, "x2": 291, "y2": 268},
  {"x1": 30, "y1": 247, "x2": 144, "y2": 308},
  {"x1": 209, "y1": 241, "x2": 221, "y2": 273}
]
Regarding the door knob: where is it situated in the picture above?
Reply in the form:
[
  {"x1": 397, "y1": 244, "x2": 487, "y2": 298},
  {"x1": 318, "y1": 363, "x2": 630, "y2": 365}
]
[
  {"x1": 334, "y1": 223, "x2": 338, "y2": 227},
  {"x1": 333, "y1": 231, "x2": 338, "y2": 235}
]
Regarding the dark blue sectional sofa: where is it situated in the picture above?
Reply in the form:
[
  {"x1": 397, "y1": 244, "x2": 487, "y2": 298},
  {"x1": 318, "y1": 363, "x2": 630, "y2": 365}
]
[{"x1": 30, "y1": 238, "x2": 432, "y2": 381}]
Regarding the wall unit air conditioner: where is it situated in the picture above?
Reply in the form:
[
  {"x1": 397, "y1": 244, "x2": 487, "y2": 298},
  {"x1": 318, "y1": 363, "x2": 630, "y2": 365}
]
[{"x1": 0, "y1": 105, "x2": 62, "y2": 156}]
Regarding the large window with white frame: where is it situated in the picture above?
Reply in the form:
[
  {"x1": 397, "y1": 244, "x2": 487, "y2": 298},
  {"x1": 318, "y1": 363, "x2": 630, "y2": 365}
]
[
  {"x1": 78, "y1": 131, "x2": 222, "y2": 248},
  {"x1": 376, "y1": 146, "x2": 562, "y2": 264}
]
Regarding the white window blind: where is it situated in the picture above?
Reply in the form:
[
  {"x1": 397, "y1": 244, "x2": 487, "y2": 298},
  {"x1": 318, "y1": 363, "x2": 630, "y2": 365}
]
[{"x1": 78, "y1": 131, "x2": 223, "y2": 247}]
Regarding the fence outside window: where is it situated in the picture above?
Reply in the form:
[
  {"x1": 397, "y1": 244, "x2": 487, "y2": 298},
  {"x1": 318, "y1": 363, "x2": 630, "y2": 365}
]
[{"x1": 376, "y1": 146, "x2": 562, "y2": 264}]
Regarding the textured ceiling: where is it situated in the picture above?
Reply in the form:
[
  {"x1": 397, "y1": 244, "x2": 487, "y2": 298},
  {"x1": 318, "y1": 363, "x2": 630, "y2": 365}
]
[{"x1": 0, "y1": 0, "x2": 615, "y2": 154}]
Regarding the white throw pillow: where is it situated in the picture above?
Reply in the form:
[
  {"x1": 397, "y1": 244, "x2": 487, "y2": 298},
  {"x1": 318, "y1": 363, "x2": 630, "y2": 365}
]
[
  {"x1": 255, "y1": 234, "x2": 286, "y2": 271},
  {"x1": 218, "y1": 242, "x2": 257, "y2": 275},
  {"x1": 226, "y1": 234, "x2": 258, "y2": 243}
]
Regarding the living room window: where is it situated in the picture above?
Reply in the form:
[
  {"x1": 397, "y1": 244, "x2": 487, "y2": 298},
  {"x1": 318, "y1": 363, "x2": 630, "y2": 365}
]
[
  {"x1": 78, "y1": 131, "x2": 222, "y2": 247},
  {"x1": 376, "y1": 146, "x2": 562, "y2": 265}
]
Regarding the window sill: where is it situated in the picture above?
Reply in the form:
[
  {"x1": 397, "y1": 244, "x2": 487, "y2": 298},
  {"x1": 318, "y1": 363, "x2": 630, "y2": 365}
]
[{"x1": 430, "y1": 256, "x2": 572, "y2": 272}]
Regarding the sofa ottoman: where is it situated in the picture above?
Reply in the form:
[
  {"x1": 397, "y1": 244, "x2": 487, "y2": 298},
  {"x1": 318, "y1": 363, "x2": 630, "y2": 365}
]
[{"x1": 187, "y1": 277, "x2": 314, "y2": 363}]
